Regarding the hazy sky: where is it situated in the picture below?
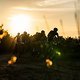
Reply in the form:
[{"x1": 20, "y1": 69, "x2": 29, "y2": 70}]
[{"x1": 0, "y1": 0, "x2": 80, "y2": 37}]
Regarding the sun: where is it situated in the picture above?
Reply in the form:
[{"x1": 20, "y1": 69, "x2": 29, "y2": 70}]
[{"x1": 8, "y1": 14, "x2": 33, "y2": 36}]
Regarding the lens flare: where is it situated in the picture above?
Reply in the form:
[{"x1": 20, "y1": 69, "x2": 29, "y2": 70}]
[
  {"x1": 56, "y1": 51, "x2": 61, "y2": 56},
  {"x1": 11, "y1": 56, "x2": 17, "y2": 63},
  {"x1": 8, "y1": 55, "x2": 17, "y2": 65},
  {"x1": 46, "y1": 59, "x2": 53, "y2": 67},
  {"x1": 8, "y1": 60, "x2": 13, "y2": 65}
]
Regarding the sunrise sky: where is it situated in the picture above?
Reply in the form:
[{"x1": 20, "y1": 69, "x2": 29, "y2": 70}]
[{"x1": 0, "y1": 0, "x2": 80, "y2": 37}]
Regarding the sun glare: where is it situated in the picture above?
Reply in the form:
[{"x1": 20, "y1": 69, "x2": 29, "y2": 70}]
[{"x1": 8, "y1": 14, "x2": 33, "y2": 36}]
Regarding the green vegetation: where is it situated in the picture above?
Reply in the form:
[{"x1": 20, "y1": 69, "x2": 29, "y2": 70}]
[{"x1": 0, "y1": 27, "x2": 80, "y2": 80}]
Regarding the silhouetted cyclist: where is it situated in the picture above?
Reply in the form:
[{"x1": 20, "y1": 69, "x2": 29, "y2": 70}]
[
  {"x1": 48, "y1": 28, "x2": 59, "y2": 41},
  {"x1": 16, "y1": 33, "x2": 21, "y2": 44},
  {"x1": 22, "y1": 31, "x2": 30, "y2": 44},
  {"x1": 40, "y1": 30, "x2": 47, "y2": 41},
  {"x1": 14, "y1": 33, "x2": 21, "y2": 55}
]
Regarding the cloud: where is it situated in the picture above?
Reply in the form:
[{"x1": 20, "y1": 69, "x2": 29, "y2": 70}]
[
  {"x1": 13, "y1": 7, "x2": 75, "y2": 12},
  {"x1": 1, "y1": 0, "x2": 77, "y2": 12},
  {"x1": 10, "y1": 0, "x2": 76, "y2": 12},
  {"x1": 36, "y1": 0, "x2": 75, "y2": 7},
  {"x1": 0, "y1": 0, "x2": 76, "y2": 8}
]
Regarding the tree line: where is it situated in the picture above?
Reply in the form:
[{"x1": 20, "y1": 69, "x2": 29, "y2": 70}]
[{"x1": 0, "y1": 25, "x2": 80, "y2": 63}]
